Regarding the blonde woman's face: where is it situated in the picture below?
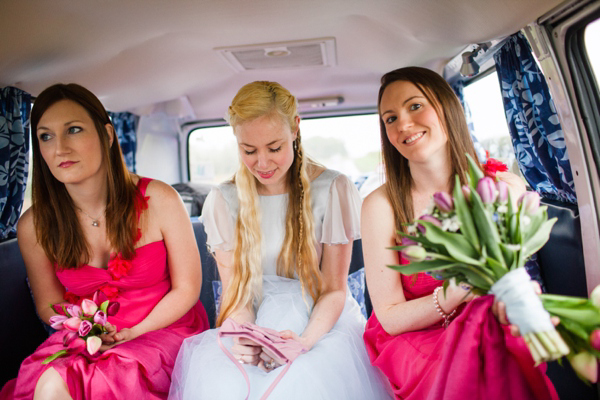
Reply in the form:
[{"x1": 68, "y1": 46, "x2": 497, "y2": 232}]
[{"x1": 235, "y1": 113, "x2": 298, "y2": 195}]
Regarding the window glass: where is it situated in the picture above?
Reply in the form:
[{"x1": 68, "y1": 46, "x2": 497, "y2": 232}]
[
  {"x1": 463, "y1": 71, "x2": 518, "y2": 172},
  {"x1": 584, "y1": 18, "x2": 600, "y2": 85},
  {"x1": 188, "y1": 114, "x2": 382, "y2": 187}
]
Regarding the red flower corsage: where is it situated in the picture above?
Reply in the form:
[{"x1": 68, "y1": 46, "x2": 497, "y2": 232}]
[
  {"x1": 482, "y1": 158, "x2": 508, "y2": 180},
  {"x1": 107, "y1": 254, "x2": 132, "y2": 281},
  {"x1": 98, "y1": 284, "x2": 120, "y2": 300},
  {"x1": 63, "y1": 291, "x2": 80, "y2": 305}
]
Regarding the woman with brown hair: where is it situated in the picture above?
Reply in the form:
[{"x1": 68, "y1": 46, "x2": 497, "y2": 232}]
[
  {"x1": 169, "y1": 81, "x2": 391, "y2": 399},
  {"x1": 362, "y1": 67, "x2": 557, "y2": 399},
  {"x1": 0, "y1": 83, "x2": 209, "y2": 400}
]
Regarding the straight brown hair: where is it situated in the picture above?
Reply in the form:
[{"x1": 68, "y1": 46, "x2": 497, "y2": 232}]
[
  {"x1": 378, "y1": 67, "x2": 481, "y2": 234},
  {"x1": 30, "y1": 83, "x2": 139, "y2": 269}
]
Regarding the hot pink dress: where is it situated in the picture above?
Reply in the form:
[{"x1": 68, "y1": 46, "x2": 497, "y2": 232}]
[
  {"x1": 1, "y1": 178, "x2": 209, "y2": 400},
  {"x1": 364, "y1": 257, "x2": 558, "y2": 400}
]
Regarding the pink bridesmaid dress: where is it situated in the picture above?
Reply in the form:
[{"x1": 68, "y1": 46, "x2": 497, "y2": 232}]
[
  {"x1": 1, "y1": 178, "x2": 209, "y2": 400},
  {"x1": 363, "y1": 256, "x2": 558, "y2": 400}
]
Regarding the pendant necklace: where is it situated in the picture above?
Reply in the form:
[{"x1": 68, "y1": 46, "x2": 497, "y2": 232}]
[{"x1": 76, "y1": 207, "x2": 104, "y2": 227}]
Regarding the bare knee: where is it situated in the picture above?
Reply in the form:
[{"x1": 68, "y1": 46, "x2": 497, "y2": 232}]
[{"x1": 34, "y1": 368, "x2": 72, "y2": 400}]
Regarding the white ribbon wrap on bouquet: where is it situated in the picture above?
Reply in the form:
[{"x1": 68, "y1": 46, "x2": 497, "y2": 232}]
[{"x1": 489, "y1": 268, "x2": 554, "y2": 335}]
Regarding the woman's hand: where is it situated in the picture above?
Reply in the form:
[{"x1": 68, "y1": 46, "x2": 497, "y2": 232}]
[
  {"x1": 492, "y1": 280, "x2": 560, "y2": 336},
  {"x1": 257, "y1": 330, "x2": 306, "y2": 372},
  {"x1": 438, "y1": 281, "x2": 477, "y2": 313},
  {"x1": 99, "y1": 325, "x2": 138, "y2": 352},
  {"x1": 231, "y1": 337, "x2": 262, "y2": 365}
]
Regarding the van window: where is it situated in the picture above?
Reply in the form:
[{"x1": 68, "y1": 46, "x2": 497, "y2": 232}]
[
  {"x1": 188, "y1": 114, "x2": 381, "y2": 185},
  {"x1": 585, "y1": 17, "x2": 600, "y2": 85},
  {"x1": 463, "y1": 71, "x2": 517, "y2": 171}
]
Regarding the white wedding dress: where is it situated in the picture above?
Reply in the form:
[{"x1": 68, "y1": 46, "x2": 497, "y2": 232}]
[{"x1": 169, "y1": 169, "x2": 392, "y2": 400}]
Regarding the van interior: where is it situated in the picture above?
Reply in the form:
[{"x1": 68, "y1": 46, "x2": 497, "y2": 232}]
[{"x1": 2, "y1": 0, "x2": 600, "y2": 398}]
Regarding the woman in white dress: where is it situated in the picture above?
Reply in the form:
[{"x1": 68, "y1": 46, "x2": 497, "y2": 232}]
[{"x1": 169, "y1": 81, "x2": 391, "y2": 399}]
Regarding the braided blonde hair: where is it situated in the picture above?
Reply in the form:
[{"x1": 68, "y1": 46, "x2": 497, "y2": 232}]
[{"x1": 216, "y1": 81, "x2": 322, "y2": 326}]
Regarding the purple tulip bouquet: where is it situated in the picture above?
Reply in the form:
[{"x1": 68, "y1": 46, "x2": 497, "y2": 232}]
[
  {"x1": 42, "y1": 290, "x2": 120, "y2": 364},
  {"x1": 390, "y1": 154, "x2": 600, "y2": 382}
]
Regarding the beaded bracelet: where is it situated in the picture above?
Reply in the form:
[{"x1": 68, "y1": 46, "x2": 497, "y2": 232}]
[{"x1": 433, "y1": 286, "x2": 457, "y2": 328}]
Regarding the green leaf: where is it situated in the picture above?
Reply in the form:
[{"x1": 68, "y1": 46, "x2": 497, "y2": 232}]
[
  {"x1": 454, "y1": 265, "x2": 494, "y2": 290},
  {"x1": 42, "y1": 349, "x2": 68, "y2": 364},
  {"x1": 499, "y1": 243, "x2": 517, "y2": 270},
  {"x1": 470, "y1": 189, "x2": 506, "y2": 266},
  {"x1": 521, "y1": 207, "x2": 548, "y2": 244},
  {"x1": 485, "y1": 256, "x2": 509, "y2": 280},
  {"x1": 100, "y1": 300, "x2": 109, "y2": 314},
  {"x1": 397, "y1": 232, "x2": 449, "y2": 255},
  {"x1": 521, "y1": 218, "x2": 557, "y2": 259},
  {"x1": 388, "y1": 259, "x2": 461, "y2": 275},
  {"x1": 419, "y1": 221, "x2": 484, "y2": 266},
  {"x1": 453, "y1": 175, "x2": 480, "y2": 251},
  {"x1": 466, "y1": 153, "x2": 484, "y2": 190}
]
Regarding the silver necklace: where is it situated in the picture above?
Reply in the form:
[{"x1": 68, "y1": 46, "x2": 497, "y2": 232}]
[{"x1": 76, "y1": 207, "x2": 104, "y2": 227}]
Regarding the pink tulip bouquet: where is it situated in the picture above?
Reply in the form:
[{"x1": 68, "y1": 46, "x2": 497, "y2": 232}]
[
  {"x1": 42, "y1": 290, "x2": 120, "y2": 364},
  {"x1": 390, "y1": 154, "x2": 600, "y2": 382}
]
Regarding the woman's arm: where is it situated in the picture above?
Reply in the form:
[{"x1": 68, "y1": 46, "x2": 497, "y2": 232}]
[
  {"x1": 17, "y1": 209, "x2": 67, "y2": 324},
  {"x1": 362, "y1": 186, "x2": 470, "y2": 336},
  {"x1": 114, "y1": 180, "x2": 201, "y2": 342},
  {"x1": 213, "y1": 249, "x2": 255, "y2": 324},
  {"x1": 283, "y1": 241, "x2": 353, "y2": 350}
]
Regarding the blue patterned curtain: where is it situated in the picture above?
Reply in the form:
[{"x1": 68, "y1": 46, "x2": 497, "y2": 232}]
[
  {"x1": 452, "y1": 80, "x2": 487, "y2": 163},
  {"x1": 108, "y1": 112, "x2": 139, "y2": 172},
  {"x1": 494, "y1": 32, "x2": 576, "y2": 204},
  {"x1": 0, "y1": 87, "x2": 31, "y2": 240}
]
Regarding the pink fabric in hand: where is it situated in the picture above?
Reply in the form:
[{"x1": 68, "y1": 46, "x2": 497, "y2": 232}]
[{"x1": 218, "y1": 318, "x2": 308, "y2": 399}]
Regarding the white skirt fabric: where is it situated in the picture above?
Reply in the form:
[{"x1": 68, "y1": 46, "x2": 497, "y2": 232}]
[{"x1": 169, "y1": 276, "x2": 393, "y2": 400}]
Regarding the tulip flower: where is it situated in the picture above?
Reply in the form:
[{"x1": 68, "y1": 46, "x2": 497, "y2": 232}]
[
  {"x1": 462, "y1": 185, "x2": 472, "y2": 202},
  {"x1": 63, "y1": 317, "x2": 83, "y2": 332},
  {"x1": 81, "y1": 299, "x2": 98, "y2": 316},
  {"x1": 51, "y1": 303, "x2": 68, "y2": 316},
  {"x1": 49, "y1": 315, "x2": 68, "y2": 330},
  {"x1": 66, "y1": 305, "x2": 82, "y2": 318},
  {"x1": 66, "y1": 337, "x2": 86, "y2": 354},
  {"x1": 87, "y1": 336, "x2": 103, "y2": 356},
  {"x1": 519, "y1": 192, "x2": 540, "y2": 215},
  {"x1": 591, "y1": 330, "x2": 600, "y2": 352},
  {"x1": 106, "y1": 302, "x2": 120, "y2": 317},
  {"x1": 93, "y1": 290, "x2": 108, "y2": 305},
  {"x1": 78, "y1": 320, "x2": 93, "y2": 337},
  {"x1": 433, "y1": 192, "x2": 454, "y2": 213},
  {"x1": 401, "y1": 246, "x2": 427, "y2": 262},
  {"x1": 476, "y1": 177, "x2": 498, "y2": 204},
  {"x1": 417, "y1": 215, "x2": 442, "y2": 233},
  {"x1": 496, "y1": 180, "x2": 509, "y2": 204},
  {"x1": 591, "y1": 286, "x2": 600, "y2": 308},
  {"x1": 63, "y1": 331, "x2": 78, "y2": 347},
  {"x1": 94, "y1": 310, "x2": 108, "y2": 325},
  {"x1": 570, "y1": 352, "x2": 598, "y2": 383}
]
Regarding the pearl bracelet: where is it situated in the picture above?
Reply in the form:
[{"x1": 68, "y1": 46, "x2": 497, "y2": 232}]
[{"x1": 433, "y1": 286, "x2": 457, "y2": 328}]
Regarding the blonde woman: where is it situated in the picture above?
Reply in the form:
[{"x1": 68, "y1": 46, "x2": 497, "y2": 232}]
[{"x1": 169, "y1": 81, "x2": 391, "y2": 399}]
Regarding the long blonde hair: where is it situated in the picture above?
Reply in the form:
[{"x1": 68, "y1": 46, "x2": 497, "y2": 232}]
[{"x1": 216, "y1": 81, "x2": 322, "y2": 326}]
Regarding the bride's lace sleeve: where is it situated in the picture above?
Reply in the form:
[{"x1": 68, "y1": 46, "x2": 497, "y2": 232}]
[
  {"x1": 320, "y1": 174, "x2": 362, "y2": 245},
  {"x1": 201, "y1": 187, "x2": 235, "y2": 252}
]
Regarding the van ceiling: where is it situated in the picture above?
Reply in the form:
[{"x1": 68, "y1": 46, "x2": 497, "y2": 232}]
[{"x1": 0, "y1": 0, "x2": 562, "y2": 121}]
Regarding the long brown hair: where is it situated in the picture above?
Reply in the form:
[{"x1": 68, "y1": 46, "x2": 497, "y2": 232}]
[
  {"x1": 378, "y1": 67, "x2": 480, "y2": 233},
  {"x1": 216, "y1": 81, "x2": 321, "y2": 326},
  {"x1": 30, "y1": 83, "x2": 139, "y2": 269}
]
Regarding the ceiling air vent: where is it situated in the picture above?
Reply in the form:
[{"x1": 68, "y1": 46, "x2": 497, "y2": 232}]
[{"x1": 215, "y1": 38, "x2": 337, "y2": 72}]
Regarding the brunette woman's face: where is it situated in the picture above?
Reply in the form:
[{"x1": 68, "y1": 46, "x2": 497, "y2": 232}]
[
  {"x1": 379, "y1": 80, "x2": 448, "y2": 164},
  {"x1": 36, "y1": 99, "x2": 113, "y2": 186},
  {"x1": 235, "y1": 113, "x2": 298, "y2": 195}
]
